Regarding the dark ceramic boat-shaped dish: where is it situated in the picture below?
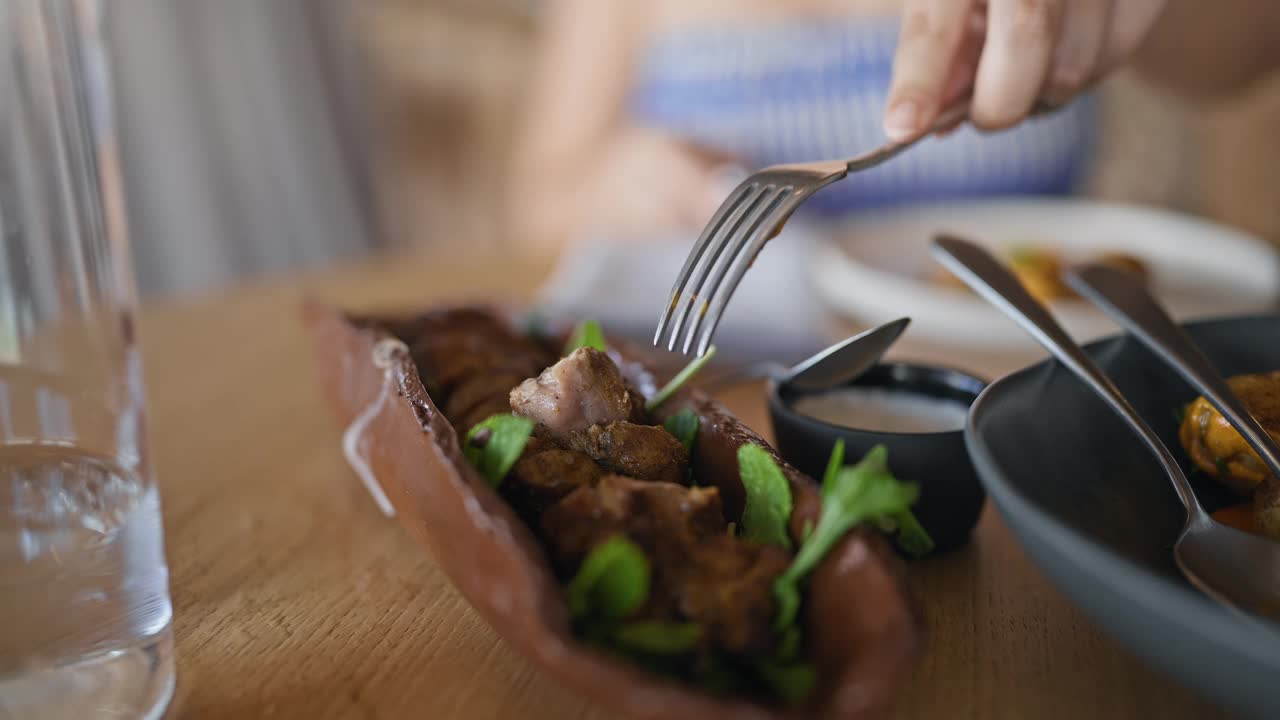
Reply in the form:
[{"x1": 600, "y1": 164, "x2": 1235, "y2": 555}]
[
  {"x1": 967, "y1": 315, "x2": 1280, "y2": 719},
  {"x1": 304, "y1": 303, "x2": 923, "y2": 720}
]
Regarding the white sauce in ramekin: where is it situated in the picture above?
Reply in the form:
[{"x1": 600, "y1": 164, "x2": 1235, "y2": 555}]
[{"x1": 792, "y1": 386, "x2": 971, "y2": 433}]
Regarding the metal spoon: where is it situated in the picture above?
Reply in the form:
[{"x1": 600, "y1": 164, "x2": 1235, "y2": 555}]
[
  {"x1": 933, "y1": 235, "x2": 1280, "y2": 621},
  {"x1": 1066, "y1": 263, "x2": 1280, "y2": 479},
  {"x1": 702, "y1": 317, "x2": 910, "y2": 393}
]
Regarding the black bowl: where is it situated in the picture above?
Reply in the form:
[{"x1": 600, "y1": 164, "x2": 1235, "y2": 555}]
[
  {"x1": 768, "y1": 362, "x2": 988, "y2": 553},
  {"x1": 967, "y1": 314, "x2": 1280, "y2": 719}
]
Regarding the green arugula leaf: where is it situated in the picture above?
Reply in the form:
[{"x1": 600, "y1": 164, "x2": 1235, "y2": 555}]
[
  {"x1": 830, "y1": 442, "x2": 934, "y2": 557},
  {"x1": 563, "y1": 319, "x2": 607, "y2": 355},
  {"x1": 890, "y1": 509, "x2": 935, "y2": 558},
  {"x1": 646, "y1": 346, "x2": 717, "y2": 411},
  {"x1": 610, "y1": 621, "x2": 702, "y2": 655},
  {"x1": 566, "y1": 536, "x2": 650, "y2": 620},
  {"x1": 463, "y1": 414, "x2": 534, "y2": 488},
  {"x1": 662, "y1": 408, "x2": 699, "y2": 453},
  {"x1": 773, "y1": 445, "x2": 918, "y2": 630},
  {"x1": 776, "y1": 624, "x2": 802, "y2": 663},
  {"x1": 737, "y1": 444, "x2": 793, "y2": 549},
  {"x1": 754, "y1": 660, "x2": 817, "y2": 706},
  {"x1": 821, "y1": 439, "x2": 845, "y2": 496}
]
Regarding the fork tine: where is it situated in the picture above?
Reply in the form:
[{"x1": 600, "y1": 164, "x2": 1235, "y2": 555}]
[
  {"x1": 662, "y1": 183, "x2": 772, "y2": 351},
  {"x1": 667, "y1": 184, "x2": 777, "y2": 351},
  {"x1": 690, "y1": 188, "x2": 801, "y2": 356},
  {"x1": 653, "y1": 180, "x2": 756, "y2": 346},
  {"x1": 679, "y1": 185, "x2": 793, "y2": 354}
]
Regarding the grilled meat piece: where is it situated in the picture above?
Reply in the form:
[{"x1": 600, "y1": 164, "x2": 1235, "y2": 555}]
[
  {"x1": 673, "y1": 535, "x2": 792, "y2": 656},
  {"x1": 457, "y1": 397, "x2": 519, "y2": 436},
  {"x1": 400, "y1": 309, "x2": 553, "y2": 407},
  {"x1": 564, "y1": 421, "x2": 689, "y2": 485},
  {"x1": 504, "y1": 447, "x2": 605, "y2": 520},
  {"x1": 541, "y1": 474, "x2": 788, "y2": 656},
  {"x1": 434, "y1": 351, "x2": 545, "y2": 397},
  {"x1": 445, "y1": 372, "x2": 530, "y2": 429},
  {"x1": 1179, "y1": 370, "x2": 1280, "y2": 496},
  {"x1": 540, "y1": 475, "x2": 724, "y2": 576},
  {"x1": 510, "y1": 348, "x2": 645, "y2": 438}
]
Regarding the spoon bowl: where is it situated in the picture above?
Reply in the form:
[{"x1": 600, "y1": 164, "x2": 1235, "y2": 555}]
[
  {"x1": 1176, "y1": 514, "x2": 1280, "y2": 620},
  {"x1": 701, "y1": 317, "x2": 910, "y2": 393}
]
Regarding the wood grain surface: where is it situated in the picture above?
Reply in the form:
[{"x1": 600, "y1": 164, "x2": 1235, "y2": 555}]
[{"x1": 146, "y1": 251, "x2": 1232, "y2": 719}]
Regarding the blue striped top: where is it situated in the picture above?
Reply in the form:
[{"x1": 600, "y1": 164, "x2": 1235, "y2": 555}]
[{"x1": 629, "y1": 20, "x2": 1098, "y2": 215}]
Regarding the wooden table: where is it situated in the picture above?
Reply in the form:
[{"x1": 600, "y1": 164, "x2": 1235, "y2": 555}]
[{"x1": 149, "y1": 251, "x2": 1231, "y2": 719}]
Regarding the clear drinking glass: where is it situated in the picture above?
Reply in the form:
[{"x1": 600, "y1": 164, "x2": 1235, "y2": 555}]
[{"x1": 0, "y1": 1, "x2": 175, "y2": 718}]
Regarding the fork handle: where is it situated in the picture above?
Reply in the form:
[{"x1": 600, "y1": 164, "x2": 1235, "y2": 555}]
[{"x1": 849, "y1": 96, "x2": 1060, "y2": 172}]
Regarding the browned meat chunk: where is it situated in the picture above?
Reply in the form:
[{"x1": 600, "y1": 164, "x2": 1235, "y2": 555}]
[
  {"x1": 456, "y1": 397, "x2": 518, "y2": 436},
  {"x1": 564, "y1": 421, "x2": 688, "y2": 485},
  {"x1": 540, "y1": 474, "x2": 724, "y2": 575},
  {"x1": 540, "y1": 474, "x2": 788, "y2": 656},
  {"x1": 510, "y1": 348, "x2": 645, "y2": 437},
  {"x1": 444, "y1": 372, "x2": 528, "y2": 429},
  {"x1": 423, "y1": 338, "x2": 547, "y2": 394},
  {"x1": 397, "y1": 309, "x2": 554, "y2": 426},
  {"x1": 504, "y1": 448, "x2": 604, "y2": 519},
  {"x1": 672, "y1": 536, "x2": 791, "y2": 656}
]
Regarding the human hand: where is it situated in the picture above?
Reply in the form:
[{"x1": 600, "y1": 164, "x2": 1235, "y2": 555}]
[
  {"x1": 883, "y1": 0, "x2": 1168, "y2": 141},
  {"x1": 578, "y1": 127, "x2": 733, "y2": 241},
  {"x1": 512, "y1": 126, "x2": 733, "y2": 252}
]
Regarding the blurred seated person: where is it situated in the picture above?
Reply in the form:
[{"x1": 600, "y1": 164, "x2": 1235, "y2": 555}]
[{"x1": 510, "y1": 0, "x2": 1280, "y2": 252}]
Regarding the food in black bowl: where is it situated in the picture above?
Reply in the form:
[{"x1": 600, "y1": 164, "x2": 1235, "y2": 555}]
[{"x1": 768, "y1": 363, "x2": 987, "y2": 553}]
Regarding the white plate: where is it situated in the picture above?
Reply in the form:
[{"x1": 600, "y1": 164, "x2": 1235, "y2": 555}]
[{"x1": 812, "y1": 198, "x2": 1280, "y2": 353}]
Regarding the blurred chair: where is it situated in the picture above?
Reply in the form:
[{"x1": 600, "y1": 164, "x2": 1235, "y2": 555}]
[{"x1": 105, "y1": 0, "x2": 392, "y2": 296}]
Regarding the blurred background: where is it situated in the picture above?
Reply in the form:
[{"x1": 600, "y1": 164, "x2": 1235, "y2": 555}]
[{"x1": 103, "y1": 0, "x2": 1280, "y2": 300}]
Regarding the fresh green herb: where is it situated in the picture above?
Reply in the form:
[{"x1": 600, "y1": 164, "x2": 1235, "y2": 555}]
[
  {"x1": 1172, "y1": 403, "x2": 1189, "y2": 426},
  {"x1": 825, "y1": 441, "x2": 933, "y2": 557},
  {"x1": 646, "y1": 346, "x2": 718, "y2": 411},
  {"x1": 773, "y1": 445, "x2": 918, "y2": 630},
  {"x1": 463, "y1": 414, "x2": 534, "y2": 488},
  {"x1": 611, "y1": 621, "x2": 702, "y2": 655},
  {"x1": 563, "y1": 319, "x2": 607, "y2": 355},
  {"x1": 890, "y1": 509, "x2": 935, "y2": 558},
  {"x1": 662, "y1": 408, "x2": 700, "y2": 453},
  {"x1": 776, "y1": 624, "x2": 802, "y2": 663},
  {"x1": 754, "y1": 660, "x2": 818, "y2": 706},
  {"x1": 1215, "y1": 457, "x2": 1230, "y2": 476},
  {"x1": 566, "y1": 536, "x2": 650, "y2": 621},
  {"x1": 737, "y1": 444, "x2": 793, "y2": 549},
  {"x1": 821, "y1": 439, "x2": 845, "y2": 496}
]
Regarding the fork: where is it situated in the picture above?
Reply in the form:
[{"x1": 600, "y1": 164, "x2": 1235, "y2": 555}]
[{"x1": 653, "y1": 98, "x2": 1052, "y2": 357}]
